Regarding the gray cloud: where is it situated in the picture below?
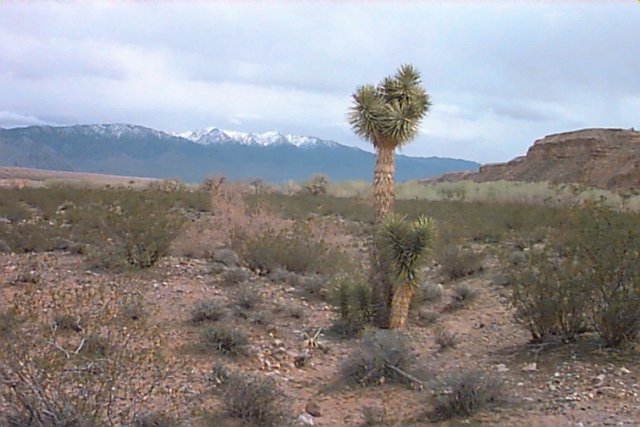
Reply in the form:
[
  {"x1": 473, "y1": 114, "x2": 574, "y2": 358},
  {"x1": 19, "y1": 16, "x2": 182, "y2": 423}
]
[{"x1": 0, "y1": 1, "x2": 638, "y2": 163}]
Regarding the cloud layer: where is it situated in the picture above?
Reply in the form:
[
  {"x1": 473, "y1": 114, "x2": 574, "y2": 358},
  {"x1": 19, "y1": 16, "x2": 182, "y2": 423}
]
[{"x1": 1, "y1": 1, "x2": 638, "y2": 163}]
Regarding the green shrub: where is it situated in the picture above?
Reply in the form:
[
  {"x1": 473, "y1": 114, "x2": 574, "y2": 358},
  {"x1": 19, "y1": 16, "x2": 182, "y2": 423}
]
[
  {"x1": 508, "y1": 206, "x2": 640, "y2": 346},
  {"x1": 81, "y1": 195, "x2": 184, "y2": 270},
  {"x1": 330, "y1": 276, "x2": 374, "y2": 338},
  {"x1": 240, "y1": 226, "x2": 345, "y2": 275}
]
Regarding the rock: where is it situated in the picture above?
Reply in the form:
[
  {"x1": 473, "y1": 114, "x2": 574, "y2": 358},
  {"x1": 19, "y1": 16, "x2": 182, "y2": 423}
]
[
  {"x1": 212, "y1": 248, "x2": 239, "y2": 267},
  {"x1": 522, "y1": 362, "x2": 537, "y2": 372},
  {"x1": 297, "y1": 412, "x2": 314, "y2": 425},
  {"x1": 455, "y1": 128, "x2": 640, "y2": 192},
  {"x1": 305, "y1": 400, "x2": 322, "y2": 417},
  {"x1": 496, "y1": 364, "x2": 509, "y2": 373}
]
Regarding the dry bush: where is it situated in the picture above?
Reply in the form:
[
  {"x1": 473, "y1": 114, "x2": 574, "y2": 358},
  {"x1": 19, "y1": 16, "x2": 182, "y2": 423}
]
[
  {"x1": 447, "y1": 284, "x2": 480, "y2": 311},
  {"x1": 429, "y1": 370, "x2": 504, "y2": 421},
  {"x1": 436, "y1": 244, "x2": 483, "y2": 281},
  {"x1": 340, "y1": 330, "x2": 420, "y2": 387},
  {"x1": 147, "y1": 178, "x2": 185, "y2": 192},
  {"x1": 0, "y1": 283, "x2": 173, "y2": 426},
  {"x1": 434, "y1": 326, "x2": 459, "y2": 351},
  {"x1": 220, "y1": 371, "x2": 287, "y2": 426},
  {"x1": 198, "y1": 326, "x2": 248, "y2": 356},
  {"x1": 190, "y1": 300, "x2": 226, "y2": 324}
]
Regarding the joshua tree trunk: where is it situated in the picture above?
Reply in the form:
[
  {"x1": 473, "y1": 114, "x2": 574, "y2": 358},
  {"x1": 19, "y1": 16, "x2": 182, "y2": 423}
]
[
  {"x1": 388, "y1": 283, "x2": 414, "y2": 329},
  {"x1": 373, "y1": 145, "x2": 395, "y2": 221},
  {"x1": 371, "y1": 144, "x2": 396, "y2": 327}
]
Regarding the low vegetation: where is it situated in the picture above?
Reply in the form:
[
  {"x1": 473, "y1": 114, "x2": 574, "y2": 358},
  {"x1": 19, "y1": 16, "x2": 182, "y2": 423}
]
[{"x1": 2, "y1": 178, "x2": 640, "y2": 425}]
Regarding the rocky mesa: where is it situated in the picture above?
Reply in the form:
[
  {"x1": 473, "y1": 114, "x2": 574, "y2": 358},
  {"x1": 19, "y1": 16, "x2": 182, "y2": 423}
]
[{"x1": 428, "y1": 128, "x2": 640, "y2": 192}]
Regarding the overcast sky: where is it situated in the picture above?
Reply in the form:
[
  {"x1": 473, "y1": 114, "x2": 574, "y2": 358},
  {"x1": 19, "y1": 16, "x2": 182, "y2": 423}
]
[{"x1": 1, "y1": 1, "x2": 638, "y2": 163}]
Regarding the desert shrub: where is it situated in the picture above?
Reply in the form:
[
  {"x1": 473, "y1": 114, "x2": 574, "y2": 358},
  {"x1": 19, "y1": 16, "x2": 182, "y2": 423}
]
[
  {"x1": 416, "y1": 308, "x2": 439, "y2": 327},
  {"x1": 360, "y1": 405, "x2": 388, "y2": 426},
  {"x1": 52, "y1": 314, "x2": 82, "y2": 332},
  {"x1": 434, "y1": 326, "x2": 458, "y2": 351},
  {"x1": 330, "y1": 276, "x2": 374, "y2": 338},
  {"x1": 430, "y1": 370, "x2": 504, "y2": 421},
  {"x1": 190, "y1": 300, "x2": 226, "y2": 324},
  {"x1": 436, "y1": 244, "x2": 483, "y2": 281},
  {"x1": 199, "y1": 326, "x2": 248, "y2": 356},
  {"x1": 0, "y1": 283, "x2": 169, "y2": 426},
  {"x1": 0, "y1": 310, "x2": 18, "y2": 340},
  {"x1": 200, "y1": 175, "x2": 226, "y2": 193},
  {"x1": 147, "y1": 178, "x2": 185, "y2": 192},
  {"x1": 249, "y1": 310, "x2": 274, "y2": 327},
  {"x1": 79, "y1": 194, "x2": 185, "y2": 270},
  {"x1": 81, "y1": 334, "x2": 112, "y2": 358},
  {"x1": 234, "y1": 287, "x2": 261, "y2": 310},
  {"x1": 219, "y1": 267, "x2": 250, "y2": 286},
  {"x1": 0, "y1": 222, "x2": 63, "y2": 253},
  {"x1": 132, "y1": 411, "x2": 179, "y2": 427},
  {"x1": 221, "y1": 371, "x2": 286, "y2": 426},
  {"x1": 417, "y1": 282, "x2": 444, "y2": 304},
  {"x1": 0, "y1": 199, "x2": 32, "y2": 223},
  {"x1": 240, "y1": 226, "x2": 345, "y2": 275},
  {"x1": 208, "y1": 361, "x2": 232, "y2": 385},
  {"x1": 340, "y1": 330, "x2": 419, "y2": 387},
  {"x1": 211, "y1": 248, "x2": 240, "y2": 267},
  {"x1": 305, "y1": 173, "x2": 329, "y2": 196},
  {"x1": 447, "y1": 283, "x2": 480, "y2": 311},
  {"x1": 508, "y1": 205, "x2": 640, "y2": 346},
  {"x1": 120, "y1": 300, "x2": 145, "y2": 321}
]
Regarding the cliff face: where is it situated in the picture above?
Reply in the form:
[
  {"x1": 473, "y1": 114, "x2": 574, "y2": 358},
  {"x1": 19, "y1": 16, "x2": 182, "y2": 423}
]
[{"x1": 469, "y1": 128, "x2": 640, "y2": 191}]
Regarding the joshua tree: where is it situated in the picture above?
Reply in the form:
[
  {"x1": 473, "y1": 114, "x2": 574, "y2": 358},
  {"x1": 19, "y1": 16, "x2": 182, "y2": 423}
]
[
  {"x1": 348, "y1": 64, "x2": 431, "y2": 220},
  {"x1": 379, "y1": 214, "x2": 435, "y2": 328},
  {"x1": 349, "y1": 64, "x2": 431, "y2": 327}
]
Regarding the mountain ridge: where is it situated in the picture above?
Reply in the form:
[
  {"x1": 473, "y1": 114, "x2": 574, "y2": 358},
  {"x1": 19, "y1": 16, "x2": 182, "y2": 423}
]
[{"x1": 0, "y1": 123, "x2": 479, "y2": 183}]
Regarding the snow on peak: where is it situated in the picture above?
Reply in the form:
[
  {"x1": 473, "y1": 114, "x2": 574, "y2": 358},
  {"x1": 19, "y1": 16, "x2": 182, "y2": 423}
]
[{"x1": 173, "y1": 127, "x2": 338, "y2": 148}]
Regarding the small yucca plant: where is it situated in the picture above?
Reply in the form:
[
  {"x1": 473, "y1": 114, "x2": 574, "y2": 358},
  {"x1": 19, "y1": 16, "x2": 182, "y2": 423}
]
[{"x1": 378, "y1": 214, "x2": 436, "y2": 328}]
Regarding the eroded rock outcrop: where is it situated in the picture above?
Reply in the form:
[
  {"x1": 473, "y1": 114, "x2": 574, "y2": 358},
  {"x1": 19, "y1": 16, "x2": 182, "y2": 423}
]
[{"x1": 429, "y1": 128, "x2": 640, "y2": 192}]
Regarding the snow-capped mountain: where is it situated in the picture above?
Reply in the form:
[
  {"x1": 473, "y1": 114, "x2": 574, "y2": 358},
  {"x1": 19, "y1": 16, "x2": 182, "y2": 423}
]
[
  {"x1": 0, "y1": 123, "x2": 479, "y2": 182},
  {"x1": 173, "y1": 127, "x2": 338, "y2": 148}
]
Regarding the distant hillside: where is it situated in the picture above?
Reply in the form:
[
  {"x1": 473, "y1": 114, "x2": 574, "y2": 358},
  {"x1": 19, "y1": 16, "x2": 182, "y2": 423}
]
[
  {"x1": 422, "y1": 128, "x2": 640, "y2": 192},
  {"x1": 0, "y1": 124, "x2": 479, "y2": 183}
]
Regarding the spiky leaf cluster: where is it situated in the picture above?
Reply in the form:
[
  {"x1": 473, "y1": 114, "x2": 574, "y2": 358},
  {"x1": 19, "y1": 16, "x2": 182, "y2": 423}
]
[
  {"x1": 348, "y1": 64, "x2": 431, "y2": 149},
  {"x1": 378, "y1": 214, "x2": 436, "y2": 285}
]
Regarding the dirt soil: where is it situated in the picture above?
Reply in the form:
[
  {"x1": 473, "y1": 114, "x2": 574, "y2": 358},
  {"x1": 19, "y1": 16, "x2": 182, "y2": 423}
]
[{"x1": 2, "y1": 246, "x2": 640, "y2": 426}]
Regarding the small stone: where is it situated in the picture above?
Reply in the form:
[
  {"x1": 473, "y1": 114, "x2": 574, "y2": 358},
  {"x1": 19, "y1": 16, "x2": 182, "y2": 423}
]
[
  {"x1": 620, "y1": 366, "x2": 631, "y2": 375},
  {"x1": 496, "y1": 364, "x2": 509, "y2": 373},
  {"x1": 522, "y1": 362, "x2": 537, "y2": 372},
  {"x1": 297, "y1": 413, "x2": 314, "y2": 425},
  {"x1": 305, "y1": 401, "x2": 322, "y2": 417}
]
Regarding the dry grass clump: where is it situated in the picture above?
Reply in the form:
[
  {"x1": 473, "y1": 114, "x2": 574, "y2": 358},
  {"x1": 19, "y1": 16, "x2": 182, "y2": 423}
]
[
  {"x1": 429, "y1": 370, "x2": 504, "y2": 421},
  {"x1": 447, "y1": 283, "x2": 480, "y2": 311},
  {"x1": 340, "y1": 330, "x2": 420, "y2": 387},
  {"x1": 190, "y1": 300, "x2": 226, "y2": 324},
  {"x1": 198, "y1": 326, "x2": 248, "y2": 356},
  {"x1": 220, "y1": 371, "x2": 287, "y2": 426}
]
